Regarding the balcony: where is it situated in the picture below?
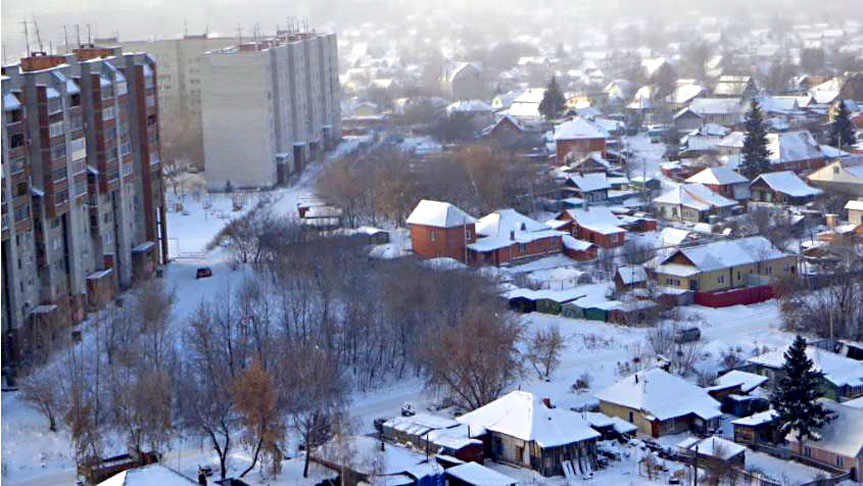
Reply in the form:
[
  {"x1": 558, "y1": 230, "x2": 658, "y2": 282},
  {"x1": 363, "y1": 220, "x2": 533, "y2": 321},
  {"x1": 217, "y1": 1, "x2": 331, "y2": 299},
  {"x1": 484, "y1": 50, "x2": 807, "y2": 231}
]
[{"x1": 1, "y1": 213, "x2": 8, "y2": 232}]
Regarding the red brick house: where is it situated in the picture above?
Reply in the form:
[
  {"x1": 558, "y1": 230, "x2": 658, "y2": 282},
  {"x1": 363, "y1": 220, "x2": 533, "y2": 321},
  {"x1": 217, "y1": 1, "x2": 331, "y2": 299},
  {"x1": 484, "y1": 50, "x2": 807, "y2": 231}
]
[
  {"x1": 466, "y1": 209, "x2": 564, "y2": 266},
  {"x1": 551, "y1": 207, "x2": 626, "y2": 248},
  {"x1": 554, "y1": 117, "x2": 608, "y2": 165},
  {"x1": 563, "y1": 235, "x2": 598, "y2": 261},
  {"x1": 407, "y1": 200, "x2": 476, "y2": 261}
]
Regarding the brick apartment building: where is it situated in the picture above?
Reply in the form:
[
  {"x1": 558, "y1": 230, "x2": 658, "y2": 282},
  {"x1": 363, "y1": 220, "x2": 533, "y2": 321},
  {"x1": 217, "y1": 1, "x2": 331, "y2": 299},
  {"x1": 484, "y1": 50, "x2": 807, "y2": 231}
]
[
  {"x1": 201, "y1": 30, "x2": 341, "y2": 190},
  {"x1": 1, "y1": 46, "x2": 168, "y2": 366}
]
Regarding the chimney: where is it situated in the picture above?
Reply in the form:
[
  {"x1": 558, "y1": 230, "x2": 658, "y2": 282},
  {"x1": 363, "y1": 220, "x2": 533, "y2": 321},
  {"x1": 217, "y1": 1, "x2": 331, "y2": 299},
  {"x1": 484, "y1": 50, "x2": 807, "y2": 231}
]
[
  {"x1": 198, "y1": 473, "x2": 207, "y2": 486},
  {"x1": 542, "y1": 397, "x2": 553, "y2": 408},
  {"x1": 510, "y1": 230, "x2": 516, "y2": 240},
  {"x1": 825, "y1": 213, "x2": 837, "y2": 229},
  {"x1": 634, "y1": 374, "x2": 639, "y2": 384}
]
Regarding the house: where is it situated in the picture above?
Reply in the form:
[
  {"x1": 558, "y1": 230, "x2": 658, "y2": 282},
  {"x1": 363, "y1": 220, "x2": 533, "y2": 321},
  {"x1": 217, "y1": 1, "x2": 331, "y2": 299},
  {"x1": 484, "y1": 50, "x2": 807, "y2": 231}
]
[
  {"x1": 846, "y1": 199, "x2": 863, "y2": 225},
  {"x1": 554, "y1": 117, "x2": 609, "y2": 164},
  {"x1": 667, "y1": 83, "x2": 704, "y2": 110},
  {"x1": 406, "y1": 200, "x2": 476, "y2": 261},
  {"x1": 596, "y1": 368, "x2": 722, "y2": 438},
  {"x1": 764, "y1": 131, "x2": 826, "y2": 173},
  {"x1": 457, "y1": 391, "x2": 600, "y2": 477},
  {"x1": 562, "y1": 235, "x2": 598, "y2": 261},
  {"x1": 551, "y1": 207, "x2": 626, "y2": 248},
  {"x1": 652, "y1": 236, "x2": 796, "y2": 292},
  {"x1": 442, "y1": 62, "x2": 484, "y2": 100},
  {"x1": 749, "y1": 171, "x2": 823, "y2": 206},
  {"x1": 687, "y1": 98, "x2": 743, "y2": 127},
  {"x1": 747, "y1": 346, "x2": 863, "y2": 401},
  {"x1": 713, "y1": 75, "x2": 758, "y2": 99},
  {"x1": 677, "y1": 436, "x2": 747, "y2": 467},
  {"x1": 466, "y1": 209, "x2": 564, "y2": 266},
  {"x1": 446, "y1": 100, "x2": 495, "y2": 131},
  {"x1": 685, "y1": 167, "x2": 750, "y2": 201},
  {"x1": 712, "y1": 370, "x2": 768, "y2": 395},
  {"x1": 732, "y1": 410, "x2": 780, "y2": 445},
  {"x1": 674, "y1": 108, "x2": 705, "y2": 132},
  {"x1": 97, "y1": 464, "x2": 198, "y2": 486},
  {"x1": 483, "y1": 114, "x2": 538, "y2": 151},
  {"x1": 567, "y1": 152, "x2": 614, "y2": 174},
  {"x1": 381, "y1": 413, "x2": 483, "y2": 463},
  {"x1": 614, "y1": 266, "x2": 648, "y2": 291},
  {"x1": 679, "y1": 124, "x2": 731, "y2": 157},
  {"x1": 444, "y1": 462, "x2": 518, "y2": 486},
  {"x1": 311, "y1": 435, "x2": 443, "y2": 486},
  {"x1": 652, "y1": 183, "x2": 738, "y2": 223},
  {"x1": 564, "y1": 173, "x2": 612, "y2": 203},
  {"x1": 807, "y1": 161, "x2": 863, "y2": 197},
  {"x1": 786, "y1": 400, "x2": 863, "y2": 481},
  {"x1": 507, "y1": 88, "x2": 545, "y2": 123}
]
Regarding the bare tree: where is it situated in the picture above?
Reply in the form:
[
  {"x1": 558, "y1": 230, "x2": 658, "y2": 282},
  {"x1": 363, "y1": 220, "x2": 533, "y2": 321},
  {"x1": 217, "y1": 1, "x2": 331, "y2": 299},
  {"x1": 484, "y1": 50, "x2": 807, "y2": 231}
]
[
  {"x1": 19, "y1": 367, "x2": 64, "y2": 431},
  {"x1": 232, "y1": 357, "x2": 284, "y2": 478},
  {"x1": 526, "y1": 325, "x2": 567, "y2": 380}
]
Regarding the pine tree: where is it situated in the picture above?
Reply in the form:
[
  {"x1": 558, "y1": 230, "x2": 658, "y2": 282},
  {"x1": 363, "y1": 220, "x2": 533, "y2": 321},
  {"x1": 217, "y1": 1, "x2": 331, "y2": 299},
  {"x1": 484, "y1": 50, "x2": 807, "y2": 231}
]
[
  {"x1": 769, "y1": 335, "x2": 835, "y2": 452},
  {"x1": 829, "y1": 100, "x2": 856, "y2": 149},
  {"x1": 539, "y1": 75, "x2": 566, "y2": 120},
  {"x1": 740, "y1": 100, "x2": 772, "y2": 179}
]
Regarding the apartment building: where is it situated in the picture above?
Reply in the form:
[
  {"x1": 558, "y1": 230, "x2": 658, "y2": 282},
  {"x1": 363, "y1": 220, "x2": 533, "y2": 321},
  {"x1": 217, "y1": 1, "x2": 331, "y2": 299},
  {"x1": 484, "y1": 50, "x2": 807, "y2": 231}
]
[
  {"x1": 201, "y1": 31, "x2": 341, "y2": 191},
  {"x1": 118, "y1": 35, "x2": 237, "y2": 167},
  {"x1": 1, "y1": 46, "x2": 168, "y2": 365}
]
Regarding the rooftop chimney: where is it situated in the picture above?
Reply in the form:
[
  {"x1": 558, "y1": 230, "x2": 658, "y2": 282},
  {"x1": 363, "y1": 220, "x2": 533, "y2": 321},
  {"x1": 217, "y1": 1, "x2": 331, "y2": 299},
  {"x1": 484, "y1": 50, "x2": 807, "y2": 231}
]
[{"x1": 20, "y1": 53, "x2": 66, "y2": 72}]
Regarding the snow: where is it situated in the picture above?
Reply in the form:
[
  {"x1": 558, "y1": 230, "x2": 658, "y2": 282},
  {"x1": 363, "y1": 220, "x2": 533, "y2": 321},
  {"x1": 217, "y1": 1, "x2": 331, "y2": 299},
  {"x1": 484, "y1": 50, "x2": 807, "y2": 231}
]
[
  {"x1": 314, "y1": 436, "x2": 429, "y2": 476},
  {"x1": 456, "y1": 390, "x2": 601, "y2": 448},
  {"x1": 688, "y1": 98, "x2": 742, "y2": 116},
  {"x1": 710, "y1": 370, "x2": 768, "y2": 393},
  {"x1": 553, "y1": 117, "x2": 608, "y2": 141},
  {"x1": 748, "y1": 347, "x2": 863, "y2": 388},
  {"x1": 752, "y1": 171, "x2": 823, "y2": 198},
  {"x1": 731, "y1": 410, "x2": 778, "y2": 427},
  {"x1": 615, "y1": 266, "x2": 647, "y2": 285},
  {"x1": 845, "y1": 199, "x2": 863, "y2": 211},
  {"x1": 653, "y1": 183, "x2": 738, "y2": 210},
  {"x1": 685, "y1": 167, "x2": 748, "y2": 186},
  {"x1": 566, "y1": 173, "x2": 612, "y2": 192},
  {"x1": 656, "y1": 236, "x2": 788, "y2": 273},
  {"x1": 445, "y1": 462, "x2": 518, "y2": 485},
  {"x1": 562, "y1": 207, "x2": 625, "y2": 235},
  {"x1": 446, "y1": 99, "x2": 493, "y2": 114},
  {"x1": 766, "y1": 131, "x2": 823, "y2": 164},
  {"x1": 562, "y1": 235, "x2": 594, "y2": 251},
  {"x1": 405, "y1": 199, "x2": 476, "y2": 228},
  {"x1": 383, "y1": 413, "x2": 459, "y2": 436},
  {"x1": 97, "y1": 464, "x2": 198, "y2": 486},
  {"x1": 677, "y1": 436, "x2": 746, "y2": 460},
  {"x1": 595, "y1": 369, "x2": 722, "y2": 422}
]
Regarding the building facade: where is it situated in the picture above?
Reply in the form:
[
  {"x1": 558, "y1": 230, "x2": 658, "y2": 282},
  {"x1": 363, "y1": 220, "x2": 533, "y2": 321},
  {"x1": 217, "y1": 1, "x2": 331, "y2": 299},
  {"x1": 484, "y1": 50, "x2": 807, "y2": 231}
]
[
  {"x1": 1, "y1": 47, "x2": 167, "y2": 366},
  {"x1": 201, "y1": 31, "x2": 341, "y2": 191}
]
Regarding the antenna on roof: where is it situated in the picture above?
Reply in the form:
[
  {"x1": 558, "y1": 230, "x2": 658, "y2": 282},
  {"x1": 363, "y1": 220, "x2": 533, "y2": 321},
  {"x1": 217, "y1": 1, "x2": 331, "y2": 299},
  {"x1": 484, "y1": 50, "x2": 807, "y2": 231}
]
[
  {"x1": 184, "y1": 19, "x2": 188, "y2": 37},
  {"x1": 86, "y1": 23, "x2": 92, "y2": 45},
  {"x1": 236, "y1": 23, "x2": 242, "y2": 44},
  {"x1": 62, "y1": 25, "x2": 69, "y2": 53},
  {"x1": 33, "y1": 17, "x2": 45, "y2": 53},
  {"x1": 75, "y1": 24, "x2": 81, "y2": 48},
  {"x1": 22, "y1": 19, "x2": 31, "y2": 57}
]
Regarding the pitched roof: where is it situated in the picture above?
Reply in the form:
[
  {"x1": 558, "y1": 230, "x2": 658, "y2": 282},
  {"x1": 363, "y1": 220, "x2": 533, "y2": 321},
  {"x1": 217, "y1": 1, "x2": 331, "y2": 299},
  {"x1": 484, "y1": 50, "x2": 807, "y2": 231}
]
[
  {"x1": 689, "y1": 98, "x2": 742, "y2": 116},
  {"x1": 766, "y1": 131, "x2": 823, "y2": 164},
  {"x1": 786, "y1": 400, "x2": 863, "y2": 458},
  {"x1": 457, "y1": 391, "x2": 600, "y2": 448},
  {"x1": 468, "y1": 209, "x2": 563, "y2": 252},
  {"x1": 616, "y1": 266, "x2": 647, "y2": 285},
  {"x1": 554, "y1": 117, "x2": 608, "y2": 141},
  {"x1": 406, "y1": 200, "x2": 475, "y2": 228},
  {"x1": 752, "y1": 171, "x2": 822, "y2": 198},
  {"x1": 595, "y1": 368, "x2": 721, "y2": 421},
  {"x1": 653, "y1": 183, "x2": 738, "y2": 211},
  {"x1": 565, "y1": 207, "x2": 625, "y2": 235},
  {"x1": 686, "y1": 167, "x2": 749, "y2": 186},
  {"x1": 567, "y1": 173, "x2": 612, "y2": 192},
  {"x1": 444, "y1": 462, "x2": 517, "y2": 486},
  {"x1": 711, "y1": 370, "x2": 768, "y2": 393},
  {"x1": 677, "y1": 436, "x2": 747, "y2": 459},
  {"x1": 657, "y1": 236, "x2": 788, "y2": 273},
  {"x1": 748, "y1": 347, "x2": 863, "y2": 388},
  {"x1": 98, "y1": 465, "x2": 198, "y2": 486}
]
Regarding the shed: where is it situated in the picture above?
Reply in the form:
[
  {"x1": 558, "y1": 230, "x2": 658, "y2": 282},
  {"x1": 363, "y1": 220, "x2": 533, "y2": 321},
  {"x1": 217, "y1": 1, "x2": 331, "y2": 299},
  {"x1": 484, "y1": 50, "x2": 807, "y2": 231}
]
[
  {"x1": 444, "y1": 462, "x2": 518, "y2": 486},
  {"x1": 560, "y1": 303, "x2": 584, "y2": 319},
  {"x1": 731, "y1": 410, "x2": 779, "y2": 445}
]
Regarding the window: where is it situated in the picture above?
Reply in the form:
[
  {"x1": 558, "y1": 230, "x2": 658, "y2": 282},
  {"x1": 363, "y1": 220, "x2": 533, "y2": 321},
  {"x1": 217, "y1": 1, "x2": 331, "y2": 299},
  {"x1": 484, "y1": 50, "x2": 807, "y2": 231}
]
[
  {"x1": 102, "y1": 106, "x2": 115, "y2": 120},
  {"x1": 71, "y1": 138, "x2": 87, "y2": 161},
  {"x1": 69, "y1": 115, "x2": 84, "y2": 131},
  {"x1": 836, "y1": 456, "x2": 844, "y2": 467},
  {"x1": 803, "y1": 446, "x2": 812, "y2": 458},
  {"x1": 49, "y1": 121, "x2": 65, "y2": 138},
  {"x1": 116, "y1": 82, "x2": 128, "y2": 96},
  {"x1": 119, "y1": 142, "x2": 132, "y2": 157},
  {"x1": 429, "y1": 230, "x2": 436, "y2": 242},
  {"x1": 47, "y1": 98, "x2": 62, "y2": 114},
  {"x1": 146, "y1": 95, "x2": 156, "y2": 107},
  {"x1": 102, "y1": 85, "x2": 114, "y2": 99},
  {"x1": 718, "y1": 275, "x2": 725, "y2": 284},
  {"x1": 105, "y1": 126, "x2": 117, "y2": 141},
  {"x1": 518, "y1": 243, "x2": 528, "y2": 253},
  {"x1": 10, "y1": 133, "x2": 24, "y2": 148},
  {"x1": 51, "y1": 143, "x2": 66, "y2": 159},
  {"x1": 53, "y1": 166, "x2": 68, "y2": 182}
]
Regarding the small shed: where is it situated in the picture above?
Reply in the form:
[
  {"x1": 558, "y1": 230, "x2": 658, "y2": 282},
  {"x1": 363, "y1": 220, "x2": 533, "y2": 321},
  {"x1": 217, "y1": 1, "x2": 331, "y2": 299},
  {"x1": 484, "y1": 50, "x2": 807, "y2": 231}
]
[
  {"x1": 561, "y1": 303, "x2": 584, "y2": 319},
  {"x1": 581, "y1": 300, "x2": 622, "y2": 322},
  {"x1": 732, "y1": 410, "x2": 779, "y2": 445},
  {"x1": 444, "y1": 462, "x2": 518, "y2": 486},
  {"x1": 607, "y1": 300, "x2": 659, "y2": 325},
  {"x1": 535, "y1": 290, "x2": 586, "y2": 315},
  {"x1": 356, "y1": 226, "x2": 391, "y2": 245},
  {"x1": 677, "y1": 436, "x2": 746, "y2": 468},
  {"x1": 614, "y1": 266, "x2": 648, "y2": 291}
]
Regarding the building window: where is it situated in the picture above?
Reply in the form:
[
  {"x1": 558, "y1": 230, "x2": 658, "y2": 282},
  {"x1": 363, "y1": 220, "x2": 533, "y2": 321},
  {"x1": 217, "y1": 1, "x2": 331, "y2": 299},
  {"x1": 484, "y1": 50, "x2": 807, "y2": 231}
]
[
  {"x1": 836, "y1": 456, "x2": 844, "y2": 467},
  {"x1": 116, "y1": 82, "x2": 128, "y2": 96},
  {"x1": 103, "y1": 106, "x2": 115, "y2": 120},
  {"x1": 47, "y1": 98, "x2": 62, "y2": 114},
  {"x1": 718, "y1": 275, "x2": 725, "y2": 284},
  {"x1": 429, "y1": 230, "x2": 436, "y2": 242},
  {"x1": 49, "y1": 121, "x2": 65, "y2": 138},
  {"x1": 51, "y1": 143, "x2": 66, "y2": 159},
  {"x1": 71, "y1": 138, "x2": 87, "y2": 161}
]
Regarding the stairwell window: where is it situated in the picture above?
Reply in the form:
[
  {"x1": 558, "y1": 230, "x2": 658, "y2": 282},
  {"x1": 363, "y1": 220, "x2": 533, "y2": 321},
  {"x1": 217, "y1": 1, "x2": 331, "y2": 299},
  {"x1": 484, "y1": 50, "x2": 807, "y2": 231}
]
[{"x1": 103, "y1": 106, "x2": 115, "y2": 121}]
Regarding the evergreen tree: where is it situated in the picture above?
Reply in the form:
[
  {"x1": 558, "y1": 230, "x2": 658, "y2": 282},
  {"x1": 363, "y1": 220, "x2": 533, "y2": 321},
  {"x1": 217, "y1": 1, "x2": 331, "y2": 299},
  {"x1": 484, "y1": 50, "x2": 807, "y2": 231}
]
[
  {"x1": 740, "y1": 100, "x2": 772, "y2": 179},
  {"x1": 829, "y1": 100, "x2": 856, "y2": 149},
  {"x1": 769, "y1": 335, "x2": 835, "y2": 452},
  {"x1": 539, "y1": 76, "x2": 566, "y2": 120}
]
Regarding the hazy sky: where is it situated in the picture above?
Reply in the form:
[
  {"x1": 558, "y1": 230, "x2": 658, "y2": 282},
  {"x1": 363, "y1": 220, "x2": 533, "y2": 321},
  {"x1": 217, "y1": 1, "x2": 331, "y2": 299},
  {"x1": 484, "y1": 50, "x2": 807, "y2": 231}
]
[{"x1": 3, "y1": 0, "x2": 862, "y2": 63}]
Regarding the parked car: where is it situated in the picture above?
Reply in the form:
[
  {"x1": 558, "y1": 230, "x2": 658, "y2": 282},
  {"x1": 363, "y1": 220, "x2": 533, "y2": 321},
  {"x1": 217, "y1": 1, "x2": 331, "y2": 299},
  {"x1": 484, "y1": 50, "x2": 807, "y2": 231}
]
[
  {"x1": 674, "y1": 327, "x2": 701, "y2": 344},
  {"x1": 401, "y1": 402, "x2": 416, "y2": 417},
  {"x1": 196, "y1": 267, "x2": 213, "y2": 279}
]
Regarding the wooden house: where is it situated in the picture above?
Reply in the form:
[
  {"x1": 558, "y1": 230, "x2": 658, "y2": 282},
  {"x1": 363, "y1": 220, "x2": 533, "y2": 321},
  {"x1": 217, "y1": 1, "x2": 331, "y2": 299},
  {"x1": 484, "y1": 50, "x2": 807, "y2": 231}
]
[
  {"x1": 749, "y1": 171, "x2": 823, "y2": 206},
  {"x1": 786, "y1": 400, "x2": 863, "y2": 481},
  {"x1": 406, "y1": 200, "x2": 476, "y2": 261}
]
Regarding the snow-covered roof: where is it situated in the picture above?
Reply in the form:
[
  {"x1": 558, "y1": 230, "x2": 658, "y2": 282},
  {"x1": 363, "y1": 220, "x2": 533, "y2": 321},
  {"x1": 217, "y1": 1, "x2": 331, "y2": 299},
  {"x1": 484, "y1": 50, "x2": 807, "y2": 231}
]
[
  {"x1": 383, "y1": 413, "x2": 460, "y2": 436},
  {"x1": 660, "y1": 228, "x2": 693, "y2": 246},
  {"x1": 406, "y1": 200, "x2": 475, "y2": 228},
  {"x1": 711, "y1": 370, "x2": 768, "y2": 393},
  {"x1": 564, "y1": 207, "x2": 625, "y2": 235},
  {"x1": 97, "y1": 464, "x2": 198, "y2": 486},
  {"x1": 315, "y1": 436, "x2": 429, "y2": 476},
  {"x1": 446, "y1": 99, "x2": 493, "y2": 115},
  {"x1": 444, "y1": 462, "x2": 517, "y2": 486},
  {"x1": 570, "y1": 152, "x2": 612, "y2": 171},
  {"x1": 677, "y1": 436, "x2": 747, "y2": 459},
  {"x1": 3, "y1": 92, "x2": 21, "y2": 111},
  {"x1": 689, "y1": 97, "x2": 742, "y2": 116},
  {"x1": 567, "y1": 173, "x2": 612, "y2": 193},
  {"x1": 686, "y1": 167, "x2": 748, "y2": 186},
  {"x1": 748, "y1": 347, "x2": 863, "y2": 388},
  {"x1": 846, "y1": 199, "x2": 863, "y2": 211},
  {"x1": 718, "y1": 131, "x2": 745, "y2": 149},
  {"x1": 731, "y1": 410, "x2": 778, "y2": 427},
  {"x1": 653, "y1": 183, "x2": 738, "y2": 211},
  {"x1": 457, "y1": 391, "x2": 601, "y2": 448},
  {"x1": 786, "y1": 400, "x2": 863, "y2": 458},
  {"x1": 751, "y1": 171, "x2": 823, "y2": 198},
  {"x1": 668, "y1": 84, "x2": 704, "y2": 105},
  {"x1": 562, "y1": 235, "x2": 595, "y2": 251},
  {"x1": 766, "y1": 131, "x2": 823, "y2": 164},
  {"x1": 843, "y1": 396, "x2": 863, "y2": 409},
  {"x1": 596, "y1": 368, "x2": 721, "y2": 421},
  {"x1": 657, "y1": 236, "x2": 789, "y2": 273},
  {"x1": 616, "y1": 266, "x2": 647, "y2": 285},
  {"x1": 469, "y1": 209, "x2": 562, "y2": 252},
  {"x1": 553, "y1": 116, "x2": 608, "y2": 141}
]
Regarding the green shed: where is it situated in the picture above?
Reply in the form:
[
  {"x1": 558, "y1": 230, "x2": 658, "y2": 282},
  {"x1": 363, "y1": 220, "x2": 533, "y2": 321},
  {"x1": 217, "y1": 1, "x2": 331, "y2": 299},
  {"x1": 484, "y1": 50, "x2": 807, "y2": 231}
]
[{"x1": 560, "y1": 304, "x2": 583, "y2": 319}]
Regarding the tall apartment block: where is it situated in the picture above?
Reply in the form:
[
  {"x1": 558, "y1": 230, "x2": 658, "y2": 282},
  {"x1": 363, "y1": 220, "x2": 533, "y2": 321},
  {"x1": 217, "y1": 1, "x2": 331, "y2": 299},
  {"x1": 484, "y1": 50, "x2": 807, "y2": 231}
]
[
  {"x1": 201, "y1": 31, "x2": 341, "y2": 191},
  {"x1": 117, "y1": 35, "x2": 237, "y2": 167},
  {"x1": 1, "y1": 46, "x2": 168, "y2": 365}
]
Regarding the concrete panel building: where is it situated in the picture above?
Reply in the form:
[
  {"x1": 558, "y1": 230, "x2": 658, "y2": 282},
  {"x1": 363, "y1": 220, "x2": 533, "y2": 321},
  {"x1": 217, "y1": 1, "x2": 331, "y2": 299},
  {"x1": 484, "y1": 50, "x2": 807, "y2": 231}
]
[
  {"x1": 201, "y1": 31, "x2": 341, "y2": 191},
  {"x1": 1, "y1": 46, "x2": 167, "y2": 366}
]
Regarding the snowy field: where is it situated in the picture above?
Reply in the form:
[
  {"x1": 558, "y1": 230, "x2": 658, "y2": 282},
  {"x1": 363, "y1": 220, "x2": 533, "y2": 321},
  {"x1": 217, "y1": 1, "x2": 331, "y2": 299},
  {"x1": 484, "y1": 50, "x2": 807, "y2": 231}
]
[{"x1": 0, "y1": 135, "x2": 825, "y2": 486}]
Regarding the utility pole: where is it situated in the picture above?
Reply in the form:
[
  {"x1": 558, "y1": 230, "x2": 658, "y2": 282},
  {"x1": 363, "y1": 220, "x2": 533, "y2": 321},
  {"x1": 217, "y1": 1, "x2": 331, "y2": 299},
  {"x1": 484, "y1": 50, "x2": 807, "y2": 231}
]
[{"x1": 33, "y1": 18, "x2": 44, "y2": 53}]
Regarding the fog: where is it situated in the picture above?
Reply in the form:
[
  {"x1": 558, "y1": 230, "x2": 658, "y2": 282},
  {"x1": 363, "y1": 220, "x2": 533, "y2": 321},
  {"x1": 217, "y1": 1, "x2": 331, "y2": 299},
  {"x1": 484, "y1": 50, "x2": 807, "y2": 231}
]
[{"x1": 3, "y1": 0, "x2": 862, "y2": 62}]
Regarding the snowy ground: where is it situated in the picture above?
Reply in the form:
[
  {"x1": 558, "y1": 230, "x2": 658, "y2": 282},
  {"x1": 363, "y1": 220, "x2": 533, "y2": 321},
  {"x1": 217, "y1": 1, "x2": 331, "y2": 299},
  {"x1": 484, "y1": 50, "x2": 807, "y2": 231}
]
[{"x1": 0, "y1": 134, "x2": 826, "y2": 486}]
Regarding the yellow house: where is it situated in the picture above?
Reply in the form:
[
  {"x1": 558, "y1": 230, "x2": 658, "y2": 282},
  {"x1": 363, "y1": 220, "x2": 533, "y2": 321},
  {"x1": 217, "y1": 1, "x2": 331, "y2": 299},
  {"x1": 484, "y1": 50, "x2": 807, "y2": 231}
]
[{"x1": 653, "y1": 236, "x2": 797, "y2": 292}]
